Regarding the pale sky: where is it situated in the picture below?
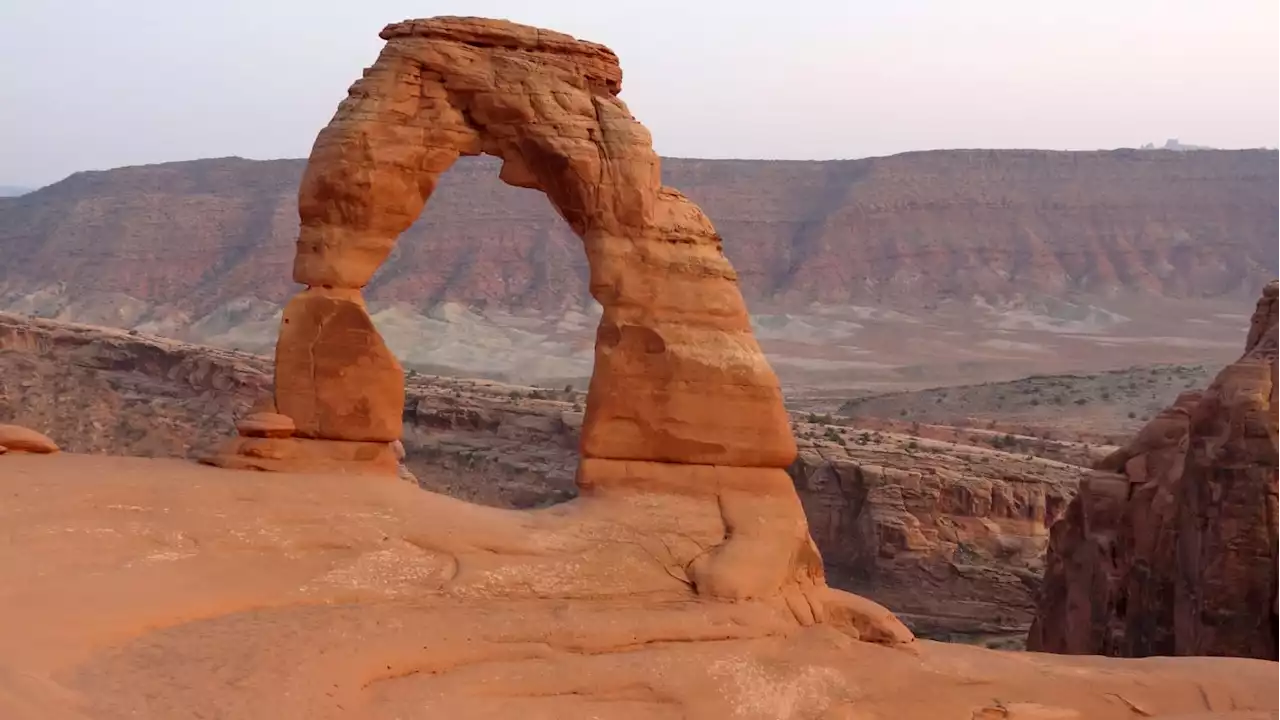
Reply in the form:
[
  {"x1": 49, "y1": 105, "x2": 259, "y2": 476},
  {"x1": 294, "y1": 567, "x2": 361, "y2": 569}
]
[{"x1": 1, "y1": 0, "x2": 1276, "y2": 187}]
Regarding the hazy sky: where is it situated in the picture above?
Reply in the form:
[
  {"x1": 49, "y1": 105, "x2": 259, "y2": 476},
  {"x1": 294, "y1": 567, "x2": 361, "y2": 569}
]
[{"x1": 2, "y1": 0, "x2": 1276, "y2": 187}]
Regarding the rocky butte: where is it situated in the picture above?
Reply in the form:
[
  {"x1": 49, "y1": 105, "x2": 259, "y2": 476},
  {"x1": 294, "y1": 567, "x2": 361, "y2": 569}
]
[
  {"x1": 1, "y1": 17, "x2": 1277, "y2": 720},
  {"x1": 1029, "y1": 280, "x2": 1278, "y2": 659}
]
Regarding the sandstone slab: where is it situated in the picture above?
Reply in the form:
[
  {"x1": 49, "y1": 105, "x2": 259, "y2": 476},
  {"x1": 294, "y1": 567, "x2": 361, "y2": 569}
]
[{"x1": 201, "y1": 436, "x2": 398, "y2": 476}]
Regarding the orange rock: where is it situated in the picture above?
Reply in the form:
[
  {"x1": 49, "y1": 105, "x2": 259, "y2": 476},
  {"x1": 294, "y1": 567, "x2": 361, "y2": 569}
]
[
  {"x1": 0, "y1": 424, "x2": 59, "y2": 454},
  {"x1": 274, "y1": 288, "x2": 403, "y2": 443},
  {"x1": 280, "y1": 16, "x2": 793, "y2": 470},
  {"x1": 235, "y1": 412, "x2": 296, "y2": 439},
  {"x1": 1030, "y1": 281, "x2": 1279, "y2": 660},
  {"x1": 201, "y1": 436, "x2": 398, "y2": 476}
]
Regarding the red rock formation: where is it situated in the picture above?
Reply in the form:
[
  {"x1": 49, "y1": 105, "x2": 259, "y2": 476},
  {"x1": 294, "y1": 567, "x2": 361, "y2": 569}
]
[
  {"x1": 206, "y1": 17, "x2": 833, "y2": 612},
  {"x1": 1028, "y1": 280, "x2": 1279, "y2": 658}
]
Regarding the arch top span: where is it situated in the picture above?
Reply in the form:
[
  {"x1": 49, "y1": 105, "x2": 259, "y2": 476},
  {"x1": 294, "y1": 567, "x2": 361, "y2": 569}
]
[{"x1": 221, "y1": 16, "x2": 798, "y2": 480}]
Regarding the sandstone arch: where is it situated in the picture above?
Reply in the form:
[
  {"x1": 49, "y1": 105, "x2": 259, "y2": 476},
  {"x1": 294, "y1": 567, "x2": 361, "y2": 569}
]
[
  {"x1": 208, "y1": 17, "x2": 842, "y2": 606},
  {"x1": 275, "y1": 17, "x2": 795, "y2": 472}
]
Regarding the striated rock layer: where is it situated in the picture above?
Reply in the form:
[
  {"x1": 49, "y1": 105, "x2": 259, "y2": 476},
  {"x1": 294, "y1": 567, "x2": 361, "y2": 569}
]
[
  {"x1": 1028, "y1": 281, "x2": 1279, "y2": 659},
  {"x1": 3, "y1": 151, "x2": 1276, "y2": 319}
]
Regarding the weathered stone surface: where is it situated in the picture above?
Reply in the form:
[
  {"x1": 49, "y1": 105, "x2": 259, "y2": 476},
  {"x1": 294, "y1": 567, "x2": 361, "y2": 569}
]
[
  {"x1": 235, "y1": 412, "x2": 296, "y2": 439},
  {"x1": 0, "y1": 424, "x2": 59, "y2": 454},
  {"x1": 282, "y1": 15, "x2": 793, "y2": 469},
  {"x1": 1028, "y1": 282, "x2": 1279, "y2": 659},
  {"x1": 274, "y1": 288, "x2": 403, "y2": 442},
  {"x1": 2, "y1": 453, "x2": 1276, "y2": 720},
  {"x1": 202, "y1": 436, "x2": 398, "y2": 476}
]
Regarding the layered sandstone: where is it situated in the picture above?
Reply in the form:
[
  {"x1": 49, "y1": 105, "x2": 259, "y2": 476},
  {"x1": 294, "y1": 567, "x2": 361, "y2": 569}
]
[
  {"x1": 1, "y1": 151, "x2": 1275, "y2": 321},
  {"x1": 1028, "y1": 281, "x2": 1279, "y2": 659},
  {"x1": 790, "y1": 439, "x2": 1085, "y2": 646}
]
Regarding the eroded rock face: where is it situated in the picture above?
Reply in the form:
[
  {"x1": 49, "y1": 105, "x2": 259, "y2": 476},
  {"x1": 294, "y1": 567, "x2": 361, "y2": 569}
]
[
  {"x1": 275, "y1": 288, "x2": 404, "y2": 442},
  {"x1": 790, "y1": 442, "x2": 1082, "y2": 645},
  {"x1": 1028, "y1": 281, "x2": 1279, "y2": 659}
]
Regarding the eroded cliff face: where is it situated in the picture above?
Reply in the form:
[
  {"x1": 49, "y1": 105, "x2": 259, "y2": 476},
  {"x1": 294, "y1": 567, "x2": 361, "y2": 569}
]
[
  {"x1": 789, "y1": 443, "x2": 1084, "y2": 645},
  {"x1": 1, "y1": 149, "x2": 1275, "y2": 318},
  {"x1": 1027, "y1": 280, "x2": 1279, "y2": 659}
]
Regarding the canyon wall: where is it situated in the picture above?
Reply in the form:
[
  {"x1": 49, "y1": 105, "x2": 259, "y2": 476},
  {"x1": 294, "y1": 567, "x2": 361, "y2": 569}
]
[
  {"x1": 1027, "y1": 281, "x2": 1279, "y2": 659},
  {"x1": 1, "y1": 150, "x2": 1275, "y2": 318}
]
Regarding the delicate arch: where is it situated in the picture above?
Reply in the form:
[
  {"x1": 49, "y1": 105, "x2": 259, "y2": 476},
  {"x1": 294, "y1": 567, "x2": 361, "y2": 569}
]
[{"x1": 272, "y1": 17, "x2": 796, "y2": 478}]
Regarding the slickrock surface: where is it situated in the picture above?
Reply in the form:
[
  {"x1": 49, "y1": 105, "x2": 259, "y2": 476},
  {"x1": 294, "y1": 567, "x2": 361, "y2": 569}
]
[
  {"x1": 1028, "y1": 281, "x2": 1279, "y2": 659},
  {"x1": 1, "y1": 453, "x2": 1276, "y2": 720}
]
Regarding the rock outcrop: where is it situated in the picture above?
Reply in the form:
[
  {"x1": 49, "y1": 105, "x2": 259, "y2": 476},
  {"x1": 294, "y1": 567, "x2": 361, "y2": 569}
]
[
  {"x1": 0, "y1": 312, "x2": 270, "y2": 459},
  {"x1": 1028, "y1": 281, "x2": 1279, "y2": 659},
  {"x1": 790, "y1": 441, "x2": 1084, "y2": 646}
]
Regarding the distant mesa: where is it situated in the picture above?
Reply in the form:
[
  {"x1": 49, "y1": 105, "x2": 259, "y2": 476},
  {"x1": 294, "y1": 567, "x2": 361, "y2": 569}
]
[{"x1": 1139, "y1": 138, "x2": 1216, "y2": 151}]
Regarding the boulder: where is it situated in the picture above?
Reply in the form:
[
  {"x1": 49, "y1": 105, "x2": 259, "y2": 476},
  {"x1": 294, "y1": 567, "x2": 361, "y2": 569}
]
[
  {"x1": 0, "y1": 424, "x2": 59, "y2": 454},
  {"x1": 235, "y1": 412, "x2": 297, "y2": 439}
]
